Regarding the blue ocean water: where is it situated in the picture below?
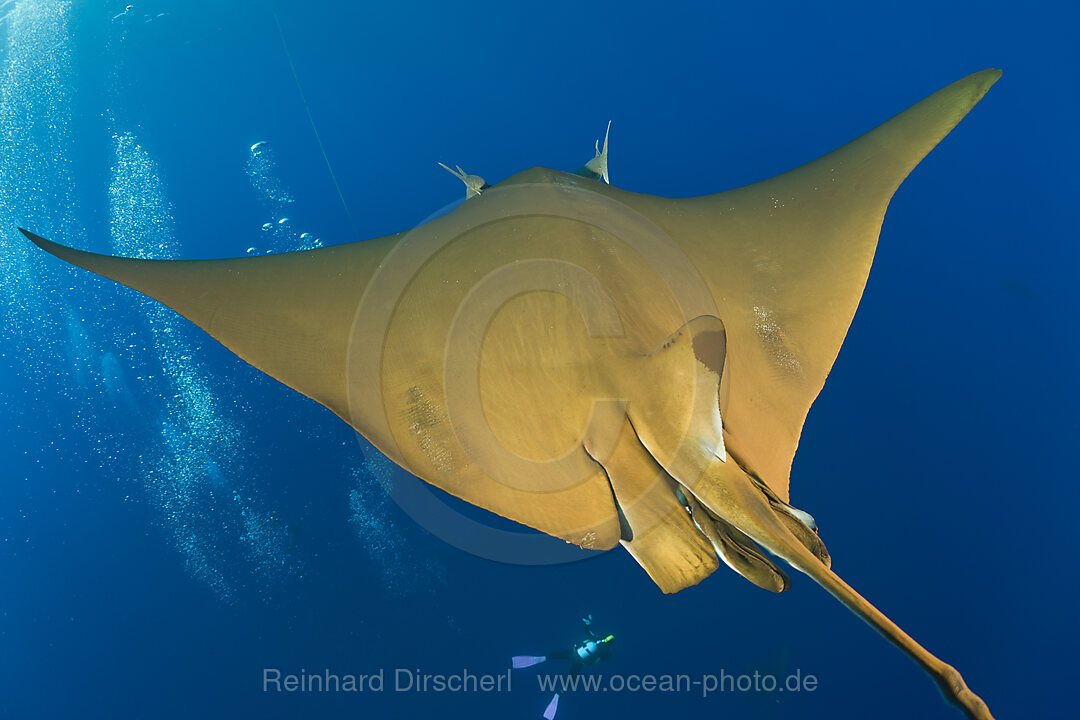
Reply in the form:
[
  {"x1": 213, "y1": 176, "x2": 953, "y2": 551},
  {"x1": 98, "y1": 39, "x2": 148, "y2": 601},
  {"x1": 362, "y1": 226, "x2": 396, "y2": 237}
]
[{"x1": 1, "y1": 1, "x2": 1076, "y2": 719}]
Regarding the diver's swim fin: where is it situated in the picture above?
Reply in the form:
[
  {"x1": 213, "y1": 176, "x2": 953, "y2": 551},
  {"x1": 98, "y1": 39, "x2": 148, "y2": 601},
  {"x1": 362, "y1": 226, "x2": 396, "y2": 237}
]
[
  {"x1": 543, "y1": 692, "x2": 560, "y2": 719},
  {"x1": 512, "y1": 655, "x2": 547, "y2": 669}
]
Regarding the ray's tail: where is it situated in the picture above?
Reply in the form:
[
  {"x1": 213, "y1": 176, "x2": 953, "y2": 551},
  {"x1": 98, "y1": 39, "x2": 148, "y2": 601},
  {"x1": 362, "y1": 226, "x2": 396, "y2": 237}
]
[
  {"x1": 682, "y1": 458, "x2": 996, "y2": 720},
  {"x1": 793, "y1": 555, "x2": 994, "y2": 720}
]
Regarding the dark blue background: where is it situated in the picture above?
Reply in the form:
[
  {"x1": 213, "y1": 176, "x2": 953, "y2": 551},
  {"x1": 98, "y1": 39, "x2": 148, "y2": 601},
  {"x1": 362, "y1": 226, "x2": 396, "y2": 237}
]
[{"x1": 1, "y1": 1, "x2": 1076, "y2": 718}]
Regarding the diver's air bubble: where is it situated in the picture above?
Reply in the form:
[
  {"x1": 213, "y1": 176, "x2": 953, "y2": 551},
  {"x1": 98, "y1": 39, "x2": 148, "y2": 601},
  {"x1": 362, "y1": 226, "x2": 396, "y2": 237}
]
[
  {"x1": 99, "y1": 350, "x2": 140, "y2": 415},
  {"x1": 297, "y1": 232, "x2": 323, "y2": 250},
  {"x1": 235, "y1": 494, "x2": 299, "y2": 583},
  {"x1": 348, "y1": 456, "x2": 446, "y2": 597},
  {"x1": 99, "y1": 352, "x2": 121, "y2": 387},
  {"x1": 204, "y1": 459, "x2": 228, "y2": 489},
  {"x1": 111, "y1": 4, "x2": 134, "y2": 22},
  {"x1": 109, "y1": 130, "x2": 301, "y2": 601},
  {"x1": 0, "y1": 0, "x2": 79, "y2": 371},
  {"x1": 0, "y1": 0, "x2": 16, "y2": 28},
  {"x1": 64, "y1": 311, "x2": 95, "y2": 388},
  {"x1": 246, "y1": 140, "x2": 294, "y2": 207},
  {"x1": 244, "y1": 140, "x2": 327, "y2": 254}
]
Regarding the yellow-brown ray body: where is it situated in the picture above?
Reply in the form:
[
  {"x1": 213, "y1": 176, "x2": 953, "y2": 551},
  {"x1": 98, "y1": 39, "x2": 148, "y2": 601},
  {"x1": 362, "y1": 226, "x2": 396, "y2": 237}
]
[{"x1": 22, "y1": 69, "x2": 1001, "y2": 719}]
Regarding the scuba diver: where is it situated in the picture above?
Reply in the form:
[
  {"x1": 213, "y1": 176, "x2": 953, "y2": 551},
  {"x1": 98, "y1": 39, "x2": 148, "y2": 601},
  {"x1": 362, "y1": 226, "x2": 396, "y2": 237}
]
[{"x1": 511, "y1": 614, "x2": 615, "y2": 719}]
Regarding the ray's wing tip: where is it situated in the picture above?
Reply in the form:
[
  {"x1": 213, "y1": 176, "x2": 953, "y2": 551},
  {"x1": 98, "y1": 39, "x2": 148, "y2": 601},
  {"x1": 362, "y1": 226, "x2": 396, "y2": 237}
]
[
  {"x1": 18, "y1": 227, "x2": 57, "y2": 253},
  {"x1": 964, "y1": 68, "x2": 1003, "y2": 97},
  {"x1": 974, "y1": 67, "x2": 1003, "y2": 87},
  {"x1": 18, "y1": 228, "x2": 103, "y2": 268},
  {"x1": 955, "y1": 68, "x2": 1003, "y2": 114}
]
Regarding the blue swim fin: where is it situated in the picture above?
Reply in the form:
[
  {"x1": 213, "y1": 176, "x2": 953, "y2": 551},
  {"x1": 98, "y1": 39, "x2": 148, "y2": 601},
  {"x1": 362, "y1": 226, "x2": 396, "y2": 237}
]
[
  {"x1": 512, "y1": 655, "x2": 547, "y2": 669},
  {"x1": 543, "y1": 692, "x2": 559, "y2": 719}
]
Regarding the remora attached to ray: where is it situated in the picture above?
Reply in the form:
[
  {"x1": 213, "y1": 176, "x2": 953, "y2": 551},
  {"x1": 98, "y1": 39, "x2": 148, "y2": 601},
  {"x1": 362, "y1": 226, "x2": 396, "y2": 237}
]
[{"x1": 23, "y1": 69, "x2": 1001, "y2": 720}]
